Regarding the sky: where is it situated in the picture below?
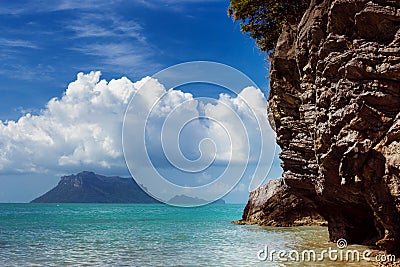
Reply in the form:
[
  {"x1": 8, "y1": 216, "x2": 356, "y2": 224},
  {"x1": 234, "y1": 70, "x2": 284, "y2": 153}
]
[{"x1": 0, "y1": 0, "x2": 282, "y2": 203}]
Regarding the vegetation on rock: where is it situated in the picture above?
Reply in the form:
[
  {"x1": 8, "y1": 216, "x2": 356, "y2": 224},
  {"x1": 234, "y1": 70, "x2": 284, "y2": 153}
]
[{"x1": 228, "y1": 0, "x2": 310, "y2": 52}]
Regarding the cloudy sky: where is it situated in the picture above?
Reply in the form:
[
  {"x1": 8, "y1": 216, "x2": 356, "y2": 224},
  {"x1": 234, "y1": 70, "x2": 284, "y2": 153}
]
[{"x1": 0, "y1": 0, "x2": 282, "y2": 203}]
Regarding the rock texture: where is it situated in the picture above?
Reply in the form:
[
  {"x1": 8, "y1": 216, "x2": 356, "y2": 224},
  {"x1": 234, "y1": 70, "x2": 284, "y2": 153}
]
[
  {"x1": 268, "y1": 0, "x2": 400, "y2": 253},
  {"x1": 234, "y1": 178, "x2": 326, "y2": 226},
  {"x1": 31, "y1": 171, "x2": 160, "y2": 203}
]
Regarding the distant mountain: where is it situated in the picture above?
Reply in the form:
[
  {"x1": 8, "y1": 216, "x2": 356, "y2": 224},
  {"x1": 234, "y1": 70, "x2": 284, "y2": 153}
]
[
  {"x1": 31, "y1": 171, "x2": 160, "y2": 203},
  {"x1": 168, "y1": 195, "x2": 225, "y2": 205}
]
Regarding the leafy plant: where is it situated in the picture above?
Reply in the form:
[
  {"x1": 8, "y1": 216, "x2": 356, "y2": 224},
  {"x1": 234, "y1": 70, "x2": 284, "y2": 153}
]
[{"x1": 228, "y1": 0, "x2": 310, "y2": 52}]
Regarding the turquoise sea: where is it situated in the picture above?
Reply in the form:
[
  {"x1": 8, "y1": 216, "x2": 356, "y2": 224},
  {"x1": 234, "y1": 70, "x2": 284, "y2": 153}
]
[{"x1": 0, "y1": 204, "x2": 381, "y2": 266}]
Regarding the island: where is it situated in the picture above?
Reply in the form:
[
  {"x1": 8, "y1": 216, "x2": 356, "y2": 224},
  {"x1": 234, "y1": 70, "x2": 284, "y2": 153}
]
[{"x1": 31, "y1": 171, "x2": 160, "y2": 203}]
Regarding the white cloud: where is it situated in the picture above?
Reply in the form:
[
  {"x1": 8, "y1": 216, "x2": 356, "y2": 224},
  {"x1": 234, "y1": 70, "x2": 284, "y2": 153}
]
[
  {"x1": 0, "y1": 0, "x2": 219, "y2": 15},
  {"x1": 0, "y1": 71, "x2": 131, "y2": 174},
  {"x1": 67, "y1": 13, "x2": 145, "y2": 41},
  {"x1": 0, "y1": 1, "x2": 121, "y2": 15},
  {"x1": 135, "y1": 0, "x2": 222, "y2": 9},
  {"x1": 0, "y1": 38, "x2": 39, "y2": 49},
  {"x1": 203, "y1": 87, "x2": 268, "y2": 163},
  {"x1": 0, "y1": 2, "x2": 157, "y2": 75},
  {"x1": 70, "y1": 43, "x2": 151, "y2": 68},
  {"x1": 66, "y1": 12, "x2": 156, "y2": 71},
  {"x1": 0, "y1": 71, "x2": 274, "y2": 179},
  {"x1": 0, "y1": 63, "x2": 55, "y2": 81}
]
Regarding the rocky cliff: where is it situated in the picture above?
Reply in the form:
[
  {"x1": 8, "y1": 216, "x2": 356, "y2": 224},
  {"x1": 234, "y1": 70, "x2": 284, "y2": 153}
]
[{"x1": 267, "y1": 0, "x2": 400, "y2": 253}]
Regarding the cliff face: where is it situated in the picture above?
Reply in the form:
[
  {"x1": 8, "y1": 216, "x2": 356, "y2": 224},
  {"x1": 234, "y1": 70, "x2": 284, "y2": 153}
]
[{"x1": 269, "y1": 0, "x2": 400, "y2": 252}]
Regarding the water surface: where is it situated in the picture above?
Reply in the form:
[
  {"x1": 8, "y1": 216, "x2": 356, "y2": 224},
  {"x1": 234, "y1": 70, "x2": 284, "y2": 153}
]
[{"x1": 0, "y1": 204, "x2": 380, "y2": 266}]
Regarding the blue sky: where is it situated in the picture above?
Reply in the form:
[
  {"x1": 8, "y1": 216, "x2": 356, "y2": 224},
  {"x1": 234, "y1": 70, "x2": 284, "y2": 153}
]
[{"x1": 0, "y1": 0, "x2": 281, "y2": 203}]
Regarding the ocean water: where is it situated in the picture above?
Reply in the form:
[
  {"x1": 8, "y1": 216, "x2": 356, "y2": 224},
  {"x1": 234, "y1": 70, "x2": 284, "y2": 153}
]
[{"x1": 0, "y1": 204, "x2": 383, "y2": 266}]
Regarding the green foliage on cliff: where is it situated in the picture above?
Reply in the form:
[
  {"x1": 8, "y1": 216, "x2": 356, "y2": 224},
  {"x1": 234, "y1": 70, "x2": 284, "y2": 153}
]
[{"x1": 228, "y1": 0, "x2": 310, "y2": 52}]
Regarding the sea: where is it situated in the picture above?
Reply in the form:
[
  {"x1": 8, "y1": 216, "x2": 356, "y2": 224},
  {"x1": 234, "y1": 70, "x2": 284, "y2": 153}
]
[{"x1": 0, "y1": 204, "x2": 387, "y2": 266}]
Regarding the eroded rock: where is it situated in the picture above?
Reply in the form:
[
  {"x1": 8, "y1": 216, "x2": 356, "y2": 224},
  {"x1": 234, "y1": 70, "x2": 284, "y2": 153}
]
[
  {"x1": 233, "y1": 178, "x2": 326, "y2": 226},
  {"x1": 267, "y1": 0, "x2": 400, "y2": 253}
]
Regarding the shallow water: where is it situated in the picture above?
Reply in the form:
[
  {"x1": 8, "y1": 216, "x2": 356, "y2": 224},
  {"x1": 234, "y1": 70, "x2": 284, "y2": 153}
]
[{"x1": 0, "y1": 204, "x2": 389, "y2": 266}]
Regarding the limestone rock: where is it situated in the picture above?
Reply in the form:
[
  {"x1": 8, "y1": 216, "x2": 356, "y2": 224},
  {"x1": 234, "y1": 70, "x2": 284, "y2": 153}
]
[
  {"x1": 268, "y1": 0, "x2": 400, "y2": 253},
  {"x1": 233, "y1": 179, "x2": 326, "y2": 226}
]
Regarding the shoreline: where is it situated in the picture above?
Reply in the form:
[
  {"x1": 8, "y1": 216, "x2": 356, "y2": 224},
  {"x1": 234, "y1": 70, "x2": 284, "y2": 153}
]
[{"x1": 232, "y1": 215, "x2": 328, "y2": 227}]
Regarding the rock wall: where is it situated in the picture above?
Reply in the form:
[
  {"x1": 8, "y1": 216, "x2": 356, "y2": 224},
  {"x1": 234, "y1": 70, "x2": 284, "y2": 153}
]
[{"x1": 268, "y1": 0, "x2": 400, "y2": 252}]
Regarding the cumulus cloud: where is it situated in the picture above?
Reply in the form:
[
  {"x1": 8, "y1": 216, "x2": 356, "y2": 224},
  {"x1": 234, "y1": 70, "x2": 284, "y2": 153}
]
[
  {"x1": 0, "y1": 71, "x2": 133, "y2": 174},
  {"x1": 0, "y1": 71, "x2": 274, "y2": 180}
]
